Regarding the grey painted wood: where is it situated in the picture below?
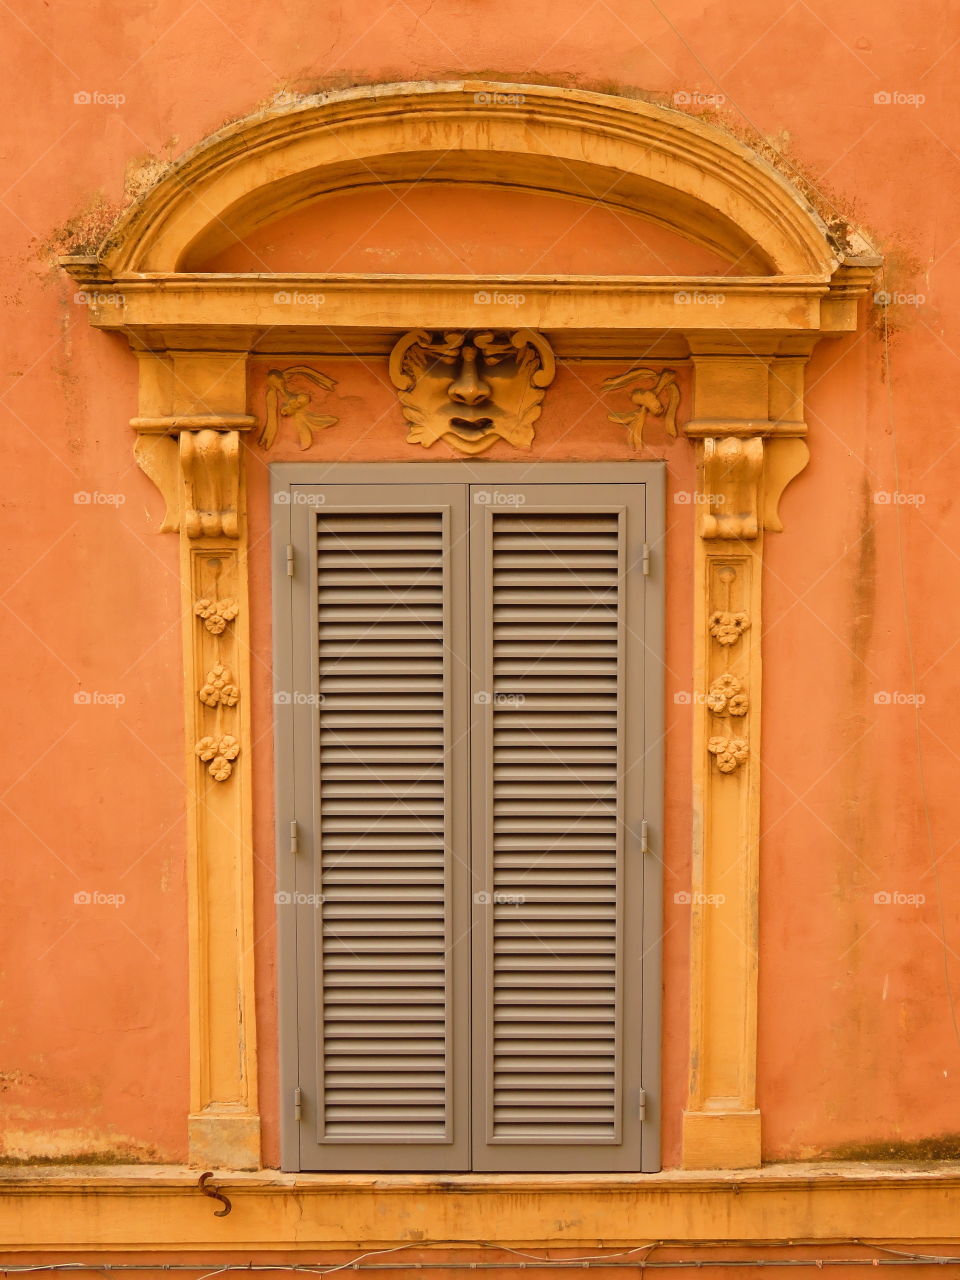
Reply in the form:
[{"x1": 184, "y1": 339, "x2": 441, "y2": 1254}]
[{"x1": 272, "y1": 463, "x2": 664, "y2": 1173}]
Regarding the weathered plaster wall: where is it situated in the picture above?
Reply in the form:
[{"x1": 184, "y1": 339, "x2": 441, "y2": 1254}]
[{"x1": 1, "y1": 0, "x2": 956, "y2": 1167}]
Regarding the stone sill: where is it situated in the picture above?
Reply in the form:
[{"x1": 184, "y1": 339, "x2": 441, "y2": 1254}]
[
  {"x1": 5, "y1": 1161, "x2": 960, "y2": 1251},
  {"x1": 3, "y1": 1159, "x2": 960, "y2": 1189}
]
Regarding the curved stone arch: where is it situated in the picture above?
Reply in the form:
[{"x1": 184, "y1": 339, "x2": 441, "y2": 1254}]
[{"x1": 100, "y1": 81, "x2": 844, "y2": 277}]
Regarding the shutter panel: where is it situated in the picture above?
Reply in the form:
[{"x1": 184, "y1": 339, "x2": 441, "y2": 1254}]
[
  {"x1": 291, "y1": 484, "x2": 471, "y2": 1170},
  {"x1": 469, "y1": 485, "x2": 648, "y2": 1171}
]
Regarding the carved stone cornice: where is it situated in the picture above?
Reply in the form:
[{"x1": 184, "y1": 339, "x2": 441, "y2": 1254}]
[{"x1": 54, "y1": 272, "x2": 876, "y2": 352}]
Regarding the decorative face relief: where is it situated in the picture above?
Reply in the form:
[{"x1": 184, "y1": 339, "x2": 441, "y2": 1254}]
[{"x1": 389, "y1": 329, "x2": 556, "y2": 455}]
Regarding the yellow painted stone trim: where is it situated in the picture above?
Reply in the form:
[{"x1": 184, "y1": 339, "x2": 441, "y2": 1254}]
[
  {"x1": 66, "y1": 273, "x2": 868, "y2": 347},
  {"x1": 2, "y1": 1166, "x2": 960, "y2": 1250},
  {"x1": 93, "y1": 82, "x2": 856, "y2": 276}
]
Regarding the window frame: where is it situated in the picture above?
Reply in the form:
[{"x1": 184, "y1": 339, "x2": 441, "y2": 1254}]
[{"x1": 272, "y1": 461, "x2": 666, "y2": 1174}]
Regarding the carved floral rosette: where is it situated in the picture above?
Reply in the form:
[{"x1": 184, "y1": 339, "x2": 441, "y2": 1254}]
[
  {"x1": 193, "y1": 594, "x2": 241, "y2": 782},
  {"x1": 705, "y1": 563, "x2": 751, "y2": 775}
]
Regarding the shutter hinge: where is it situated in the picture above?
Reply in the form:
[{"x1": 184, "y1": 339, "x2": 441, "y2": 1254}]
[
  {"x1": 638, "y1": 1088, "x2": 647, "y2": 1122},
  {"x1": 642, "y1": 543, "x2": 651, "y2": 575},
  {"x1": 286, "y1": 544, "x2": 295, "y2": 576},
  {"x1": 293, "y1": 1086, "x2": 303, "y2": 1122},
  {"x1": 289, "y1": 819, "x2": 299, "y2": 855},
  {"x1": 640, "y1": 818, "x2": 650, "y2": 855}
]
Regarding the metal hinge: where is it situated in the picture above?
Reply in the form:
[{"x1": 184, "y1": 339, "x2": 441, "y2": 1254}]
[
  {"x1": 642, "y1": 543, "x2": 651, "y2": 575},
  {"x1": 289, "y1": 820, "x2": 299, "y2": 855},
  {"x1": 638, "y1": 1089, "x2": 647, "y2": 1122},
  {"x1": 286, "y1": 544, "x2": 295, "y2": 576},
  {"x1": 640, "y1": 818, "x2": 650, "y2": 855},
  {"x1": 293, "y1": 1086, "x2": 303, "y2": 1122}
]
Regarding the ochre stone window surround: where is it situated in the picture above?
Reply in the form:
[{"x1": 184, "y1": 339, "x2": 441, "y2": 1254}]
[{"x1": 61, "y1": 80, "x2": 878, "y2": 1173}]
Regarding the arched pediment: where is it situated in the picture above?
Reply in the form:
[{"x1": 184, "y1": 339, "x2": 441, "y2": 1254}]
[{"x1": 98, "y1": 81, "x2": 846, "y2": 278}]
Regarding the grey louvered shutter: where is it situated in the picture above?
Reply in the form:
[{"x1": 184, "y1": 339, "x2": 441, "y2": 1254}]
[
  {"x1": 289, "y1": 484, "x2": 471, "y2": 1171},
  {"x1": 468, "y1": 484, "x2": 650, "y2": 1172}
]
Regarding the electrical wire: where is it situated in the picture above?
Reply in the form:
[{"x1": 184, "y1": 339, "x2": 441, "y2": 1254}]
[
  {"x1": 7, "y1": 1260, "x2": 960, "y2": 1272},
  {"x1": 8, "y1": 1241, "x2": 960, "y2": 1273}
]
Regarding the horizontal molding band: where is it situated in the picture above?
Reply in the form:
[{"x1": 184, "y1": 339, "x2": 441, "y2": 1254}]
[
  {"x1": 3, "y1": 1163, "x2": 960, "y2": 1251},
  {"x1": 131, "y1": 416, "x2": 258, "y2": 432},
  {"x1": 55, "y1": 272, "x2": 867, "y2": 350}
]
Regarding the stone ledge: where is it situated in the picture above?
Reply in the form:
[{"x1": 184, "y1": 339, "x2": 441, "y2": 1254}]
[{"x1": 3, "y1": 1162, "x2": 960, "y2": 1251}]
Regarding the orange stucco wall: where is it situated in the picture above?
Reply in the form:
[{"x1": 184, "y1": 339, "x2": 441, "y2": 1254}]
[{"x1": 2, "y1": 0, "x2": 957, "y2": 1171}]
